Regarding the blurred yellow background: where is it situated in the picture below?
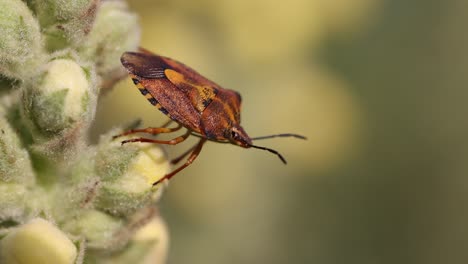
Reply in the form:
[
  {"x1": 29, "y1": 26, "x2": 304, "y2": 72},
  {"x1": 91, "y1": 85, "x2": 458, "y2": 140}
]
[{"x1": 92, "y1": 0, "x2": 468, "y2": 263}]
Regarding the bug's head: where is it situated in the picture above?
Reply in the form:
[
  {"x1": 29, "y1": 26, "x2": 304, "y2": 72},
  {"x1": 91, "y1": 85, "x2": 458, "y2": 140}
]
[{"x1": 228, "y1": 125, "x2": 252, "y2": 148}]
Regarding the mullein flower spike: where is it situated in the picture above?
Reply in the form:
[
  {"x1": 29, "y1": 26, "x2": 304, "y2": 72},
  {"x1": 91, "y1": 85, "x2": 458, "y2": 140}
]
[{"x1": 0, "y1": 0, "x2": 169, "y2": 263}]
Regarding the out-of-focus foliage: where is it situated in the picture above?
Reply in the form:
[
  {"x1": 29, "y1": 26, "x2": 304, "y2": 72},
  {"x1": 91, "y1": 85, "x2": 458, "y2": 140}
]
[{"x1": 93, "y1": 0, "x2": 468, "y2": 263}]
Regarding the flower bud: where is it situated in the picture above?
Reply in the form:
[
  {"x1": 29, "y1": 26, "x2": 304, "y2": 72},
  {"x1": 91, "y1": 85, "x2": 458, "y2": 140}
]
[
  {"x1": 22, "y1": 58, "x2": 96, "y2": 139},
  {"x1": 62, "y1": 209, "x2": 123, "y2": 250},
  {"x1": 46, "y1": 146, "x2": 103, "y2": 224},
  {"x1": 31, "y1": 0, "x2": 98, "y2": 51},
  {"x1": 94, "y1": 137, "x2": 170, "y2": 216},
  {"x1": 0, "y1": 0, "x2": 46, "y2": 79},
  {"x1": 95, "y1": 216, "x2": 169, "y2": 264},
  {"x1": 132, "y1": 217, "x2": 169, "y2": 264},
  {"x1": 79, "y1": 1, "x2": 140, "y2": 86},
  {"x1": 0, "y1": 218, "x2": 77, "y2": 264},
  {"x1": 0, "y1": 106, "x2": 35, "y2": 184},
  {"x1": 95, "y1": 140, "x2": 140, "y2": 182}
]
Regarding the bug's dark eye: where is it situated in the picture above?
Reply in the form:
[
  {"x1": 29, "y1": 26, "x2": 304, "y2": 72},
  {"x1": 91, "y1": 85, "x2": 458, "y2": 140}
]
[{"x1": 231, "y1": 130, "x2": 238, "y2": 139}]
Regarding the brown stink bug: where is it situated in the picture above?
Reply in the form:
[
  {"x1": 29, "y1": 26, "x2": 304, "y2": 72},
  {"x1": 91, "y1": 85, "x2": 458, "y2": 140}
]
[{"x1": 115, "y1": 48, "x2": 306, "y2": 186}]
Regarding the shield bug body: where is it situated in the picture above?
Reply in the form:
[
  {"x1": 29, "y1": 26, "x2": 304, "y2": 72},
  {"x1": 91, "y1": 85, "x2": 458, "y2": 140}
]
[{"x1": 116, "y1": 48, "x2": 306, "y2": 186}]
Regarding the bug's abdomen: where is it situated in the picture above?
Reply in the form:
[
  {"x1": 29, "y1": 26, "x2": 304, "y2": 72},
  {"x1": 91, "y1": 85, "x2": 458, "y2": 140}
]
[
  {"x1": 135, "y1": 75, "x2": 203, "y2": 133},
  {"x1": 131, "y1": 75, "x2": 170, "y2": 115}
]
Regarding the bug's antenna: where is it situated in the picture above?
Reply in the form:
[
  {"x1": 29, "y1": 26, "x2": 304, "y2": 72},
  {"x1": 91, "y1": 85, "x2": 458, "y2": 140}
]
[
  {"x1": 251, "y1": 133, "x2": 307, "y2": 141},
  {"x1": 249, "y1": 144, "x2": 287, "y2": 164}
]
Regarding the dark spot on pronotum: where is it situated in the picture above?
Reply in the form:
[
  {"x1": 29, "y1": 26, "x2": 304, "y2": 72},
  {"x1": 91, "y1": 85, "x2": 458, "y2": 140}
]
[
  {"x1": 202, "y1": 98, "x2": 212, "y2": 107},
  {"x1": 148, "y1": 98, "x2": 158, "y2": 105},
  {"x1": 139, "y1": 88, "x2": 149, "y2": 95},
  {"x1": 159, "y1": 107, "x2": 169, "y2": 115},
  {"x1": 1, "y1": 129, "x2": 4, "y2": 134},
  {"x1": 132, "y1": 78, "x2": 140, "y2": 84}
]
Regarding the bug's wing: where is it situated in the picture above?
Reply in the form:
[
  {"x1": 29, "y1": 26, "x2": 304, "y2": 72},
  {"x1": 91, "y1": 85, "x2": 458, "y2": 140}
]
[
  {"x1": 121, "y1": 51, "x2": 169, "y2": 79},
  {"x1": 163, "y1": 69, "x2": 218, "y2": 113},
  {"x1": 121, "y1": 52, "x2": 202, "y2": 132},
  {"x1": 159, "y1": 54, "x2": 226, "y2": 114}
]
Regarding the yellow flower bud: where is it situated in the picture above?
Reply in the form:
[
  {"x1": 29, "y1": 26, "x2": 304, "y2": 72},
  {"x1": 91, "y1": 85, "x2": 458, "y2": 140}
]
[
  {"x1": 0, "y1": 218, "x2": 77, "y2": 264},
  {"x1": 23, "y1": 58, "x2": 96, "y2": 138},
  {"x1": 95, "y1": 139, "x2": 170, "y2": 216}
]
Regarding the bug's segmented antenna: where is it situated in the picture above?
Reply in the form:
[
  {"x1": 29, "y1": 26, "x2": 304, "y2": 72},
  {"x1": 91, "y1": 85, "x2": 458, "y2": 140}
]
[
  {"x1": 249, "y1": 133, "x2": 306, "y2": 164},
  {"x1": 249, "y1": 144, "x2": 287, "y2": 164},
  {"x1": 251, "y1": 133, "x2": 307, "y2": 141}
]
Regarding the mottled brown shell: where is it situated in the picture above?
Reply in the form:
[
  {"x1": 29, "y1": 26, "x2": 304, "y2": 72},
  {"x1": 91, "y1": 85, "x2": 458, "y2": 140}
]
[{"x1": 120, "y1": 50, "x2": 243, "y2": 140}]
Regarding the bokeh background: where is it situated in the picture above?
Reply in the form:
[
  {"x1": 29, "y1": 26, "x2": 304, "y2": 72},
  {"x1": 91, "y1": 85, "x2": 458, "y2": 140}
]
[{"x1": 91, "y1": 0, "x2": 468, "y2": 263}]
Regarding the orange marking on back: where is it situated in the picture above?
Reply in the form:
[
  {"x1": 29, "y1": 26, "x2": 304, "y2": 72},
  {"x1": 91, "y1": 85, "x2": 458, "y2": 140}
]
[{"x1": 164, "y1": 69, "x2": 217, "y2": 113}]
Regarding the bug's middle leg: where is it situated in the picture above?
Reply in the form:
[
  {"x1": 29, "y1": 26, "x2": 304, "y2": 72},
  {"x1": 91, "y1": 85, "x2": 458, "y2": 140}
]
[
  {"x1": 113, "y1": 120, "x2": 179, "y2": 139},
  {"x1": 170, "y1": 143, "x2": 198, "y2": 165},
  {"x1": 120, "y1": 130, "x2": 191, "y2": 145}
]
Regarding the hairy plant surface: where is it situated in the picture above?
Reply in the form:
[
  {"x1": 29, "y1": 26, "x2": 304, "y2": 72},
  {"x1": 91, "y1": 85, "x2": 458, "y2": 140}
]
[{"x1": 0, "y1": 1, "x2": 169, "y2": 263}]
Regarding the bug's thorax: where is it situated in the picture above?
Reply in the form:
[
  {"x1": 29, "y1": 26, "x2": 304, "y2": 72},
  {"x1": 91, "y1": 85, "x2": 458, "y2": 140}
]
[{"x1": 228, "y1": 124, "x2": 252, "y2": 148}]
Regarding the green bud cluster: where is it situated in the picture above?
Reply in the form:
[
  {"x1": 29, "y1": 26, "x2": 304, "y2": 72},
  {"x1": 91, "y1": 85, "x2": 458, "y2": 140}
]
[{"x1": 0, "y1": 1, "x2": 169, "y2": 263}]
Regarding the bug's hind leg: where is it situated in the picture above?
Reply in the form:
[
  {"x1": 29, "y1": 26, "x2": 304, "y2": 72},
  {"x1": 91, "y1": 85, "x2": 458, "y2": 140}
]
[
  {"x1": 113, "y1": 120, "x2": 179, "y2": 139},
  {"x1": 153, "y1": 138, "x2": 207, "y2": 186},
  {"x1": 120, "y1": 130, "x2": 191, "y2": 145},
  {"x1": 170, "y1": 143, "x2": 198, "y2": 165}
]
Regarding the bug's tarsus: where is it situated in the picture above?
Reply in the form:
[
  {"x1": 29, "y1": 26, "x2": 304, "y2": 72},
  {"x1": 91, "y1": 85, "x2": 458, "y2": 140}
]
[
  {"x1": 153, "y1": 138, "x2": 207, "y2": 186},
  {"x1": 251, "y1": 133, "x2": 307, "y2": 141},
  {"x1": 249, "y1": 144, "x2": 287, "y2": 164}
]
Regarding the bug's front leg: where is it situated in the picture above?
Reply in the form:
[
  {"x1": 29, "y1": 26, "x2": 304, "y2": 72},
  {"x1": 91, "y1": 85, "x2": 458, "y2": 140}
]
[
  {"x1": 120, "y1": 130, "x2": 191, "y2": 145},
  {"x1": 153, "y1": 138, "x2": 207, "y2": 186},
  {"x1": 112, "y1": 120, "x2": 178, "y2": 139}
]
